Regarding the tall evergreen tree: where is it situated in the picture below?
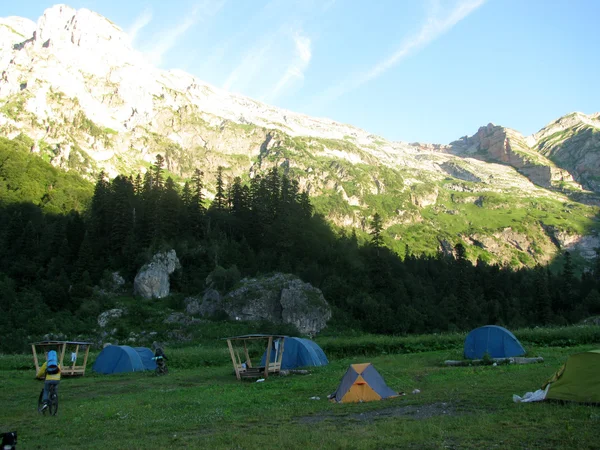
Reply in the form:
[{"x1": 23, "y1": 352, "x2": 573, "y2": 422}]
[
  {"x1": 152, "y1": 154, "x2": 165, "y2": 190},
  {"x1": 212, "y1": 166, "x2": 226, "y2": 211},
  {"x1": 370, "y1": 213, "x2": 384, "y2": 248}
]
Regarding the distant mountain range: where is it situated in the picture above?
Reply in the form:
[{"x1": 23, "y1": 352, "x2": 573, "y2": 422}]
[{"x1": 1, "y1": 5, "x2": 599, "y2": 266}]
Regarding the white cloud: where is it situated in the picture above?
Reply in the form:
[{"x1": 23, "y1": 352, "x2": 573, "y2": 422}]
[
  {"x1": 222, "y1": 36, "x2": 276, "y2": 92},
  {"x1": 127, "y1": 9, "x2": 152, "y2": 44},
  {"x1": 313, "y1": 0, "x2": 486, "y2": 106},
  {"x1": 144, "y1": 0, "x2": 226, "y2": 67},
  {"x1": 267, "y1": 32, "x2": 312, "y2": 101}
]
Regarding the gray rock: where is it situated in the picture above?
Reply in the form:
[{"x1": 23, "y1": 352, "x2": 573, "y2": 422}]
[
  {"x1": 111, "y1": 272, "x2": 125, "y2": 289},
  {"x1": 163, "y1": 312, "x2": 200, "y2": 326},
  {"x1": 582, "y1": 316, "x2": 600, "y2": 326},
  {"x1": 221, "y1": 273, "x2": 331, "y2": 335},
  {"x1": 199, "y1": 289, "x2": 224, "y2": 317},
  {"x1": 97, "y1": 308, "x2": 125, "y2": 328},
  {"x1": 133, "y1": 250, "x2": 181, "y2": 299},
  {"x1": 184, "y1": 297, "x2": 202, "y2": 315}
]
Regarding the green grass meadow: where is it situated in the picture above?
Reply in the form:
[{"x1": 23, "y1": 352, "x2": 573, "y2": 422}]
[{"x1": 2, "y1": 329, "x2": 600, "y2": 449}]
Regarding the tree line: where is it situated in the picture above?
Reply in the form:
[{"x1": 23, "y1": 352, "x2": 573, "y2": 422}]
[{"x1": 1, "y1": 152, "x2": 599, "y2": 353}]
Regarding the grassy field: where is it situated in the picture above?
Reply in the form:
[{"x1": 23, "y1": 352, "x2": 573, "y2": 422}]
[{"x1": 1, "y1": 338, "x2": 599, "y2": 449}]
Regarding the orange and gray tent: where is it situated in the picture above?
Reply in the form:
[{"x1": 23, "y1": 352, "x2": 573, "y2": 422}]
[{"x1": 330, "y1": 363, "x2": 398, "y2": 403}]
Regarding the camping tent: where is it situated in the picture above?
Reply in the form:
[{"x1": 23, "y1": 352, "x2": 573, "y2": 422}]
[
  {"x1": 330, "y1": 363, "x2": 398, "y2": 403},
  {"x1": 543, "y1": 350, "x2": 600, "y2": 403},
  {"x1": 260, "y1": 337, "x2": 328, "y2": 370},
  {"x1": 135, "y1": 347, "x2": 158, "y2": 371},
  {"x1": 92, "y1": 345, "x2": 156, "y2": 375},
  {"x1": 464, "y1": 325, "x2": 525, "y2": 359}
]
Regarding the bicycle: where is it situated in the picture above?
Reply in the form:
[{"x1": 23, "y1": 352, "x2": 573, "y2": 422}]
[
  {"x1": 154, "y1": 356, "x2": 168, "y2": 376},
  {"x1": 38, "y1": 384, "x2": 58, "y2": 416}
]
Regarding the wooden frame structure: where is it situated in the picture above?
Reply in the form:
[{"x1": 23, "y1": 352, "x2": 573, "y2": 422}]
[
  {"x1": 224, "y1": 334, "x2": 286, "y2": 380},
  {"x1": 32, "y1": 340, "x2": 92, "y2": 378}
]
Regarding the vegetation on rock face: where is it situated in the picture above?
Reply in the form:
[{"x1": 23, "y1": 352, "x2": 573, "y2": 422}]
[
  {"x1": 0, "y1": 136, "x2": 93, "y2": 213},
  {"x1": 1, "y1": 141, "x2": 600, "y2": 354},
  {"x1": 2, "y1": 81, "x2": 598, "y2": 268}
]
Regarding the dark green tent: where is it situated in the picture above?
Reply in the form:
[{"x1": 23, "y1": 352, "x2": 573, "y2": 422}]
[{"x1": 543, "y1": 350, "x2": 600, "y2": 403}]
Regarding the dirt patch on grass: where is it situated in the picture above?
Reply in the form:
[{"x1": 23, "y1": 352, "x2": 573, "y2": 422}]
[{"x1": 296, "y1": 402, "x2": 460, "y2": 424}]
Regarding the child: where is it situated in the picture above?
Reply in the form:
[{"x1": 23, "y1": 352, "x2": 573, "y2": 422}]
[{"x1": 36, "y1": 350, "x2": 61, "y2": 411}]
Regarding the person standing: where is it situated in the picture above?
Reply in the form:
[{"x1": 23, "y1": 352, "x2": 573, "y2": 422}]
[{"x1": 36, "y1": 350, "x2": 61, "y2": 412}]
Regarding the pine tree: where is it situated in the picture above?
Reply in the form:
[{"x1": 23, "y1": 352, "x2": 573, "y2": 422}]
[
  {"x1": 370, "y1": 213, "x2": 384, "y2": 248},
  {"x1": 133, "y1": 173, "x2": 143, "y2": 195},
  {"x1": 212, "y1": 166, "x2": 226, "y2": 211},
  {"x1": 153, "y1": 154, "x2": 165, "y2": 190},
  {"x1": 110, "y1": 175, "x2": 135, "y2": 255},
  {"x1": 159, "y1": 177, "x2": 181, "y2": 241}
]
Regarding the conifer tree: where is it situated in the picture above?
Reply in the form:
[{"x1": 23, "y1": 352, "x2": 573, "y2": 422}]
[
  {"x1": 159, "y1": 177, "x2": 181, "y2": 241},
  {"x1": 370, "y1": 213, "x2": 384, "y2": 248},
  {"x1": 153, "y1": 154, "x2": 165, "y2": 190},
  {"x1": 212, "y1": 166, "x2": 226, "y2": 211}
]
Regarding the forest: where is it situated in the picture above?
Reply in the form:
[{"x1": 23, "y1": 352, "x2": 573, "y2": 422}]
[{"x1": 1, "y1": 136, "x2": 600, "y2": 353}]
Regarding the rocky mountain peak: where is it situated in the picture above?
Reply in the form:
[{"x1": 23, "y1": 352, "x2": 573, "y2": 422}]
[
  {"x1": 532, "y1": 112, "x2": 600, "y2": 145},
  {"x1": 35, "y1": 4, "x2": 128, "y2": 49}
]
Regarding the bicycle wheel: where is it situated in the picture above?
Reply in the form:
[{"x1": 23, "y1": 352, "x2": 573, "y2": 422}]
[
  {"x1": 38, "y1": 389, "x2": 46, "y2": 415},
  {"x1": 48, "y1": 387, "x2": 58, "y2": 416},
  {"x1": 49, "y1": 393, "x2": 58, "y2": 416}
]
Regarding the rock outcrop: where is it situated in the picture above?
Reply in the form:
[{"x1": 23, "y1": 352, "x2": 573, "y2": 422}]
[
  {"x1": 133, "y1": 250, "x2": 181, "y2": 299},
  {"x1": 97, "y1": 308, "x2": 125, "y2": 328},
  {"x1": 448, "y1": 123, "x2": 579, "y2": 190},
  {"x1": 205, "y1": 273, "x2": 331, "y2": 335},
  {"x1": 533, "y1": 112, "x2": 600, "y2": 192}
]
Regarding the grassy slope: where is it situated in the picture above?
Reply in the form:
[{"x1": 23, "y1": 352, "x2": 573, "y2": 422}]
[{"x1": 1, "y1": 336, "x2": 598, "y2": 449}]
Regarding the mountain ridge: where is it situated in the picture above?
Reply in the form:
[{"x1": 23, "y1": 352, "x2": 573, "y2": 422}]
[{"x1": 1, "y1": 4, "x2": 600, "y2": 267}]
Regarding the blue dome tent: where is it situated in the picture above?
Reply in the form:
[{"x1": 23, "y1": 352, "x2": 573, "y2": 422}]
[
  {"x1": 261, "y1": 337, "x2": 328, "y2": 370},
  {"x1": 93, "y1": 345, "x2": 156, "y2": 374},
  {"x1": 134, "y1": 347, "x2": 158, "y2": 371},
  {"x1": 464, "y1": 325, "x2": 526, "y2": 359}
]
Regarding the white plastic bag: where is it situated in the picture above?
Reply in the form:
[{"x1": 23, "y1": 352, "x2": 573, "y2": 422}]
[{"x1": 513, "y1": 384, "x2": 550, "y2": 403}]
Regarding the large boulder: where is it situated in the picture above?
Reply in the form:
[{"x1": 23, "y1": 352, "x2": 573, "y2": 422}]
[
  {"x1": 133, "y1": 250, "x2": 181, "y2": 299},
  {"x1": 199, "y1": 289, "x2": 224, "y2": 318},
  {"x1": 219, "y1": 273, "x2": 331, "y2": 335},
  {"x1": 184, "y1": 297, "x2": 202, "y2": 315}
]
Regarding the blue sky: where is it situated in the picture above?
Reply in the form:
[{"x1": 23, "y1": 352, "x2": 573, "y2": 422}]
[{"x1": 2, "y1": 0, "x2": 599, "y2": 144}]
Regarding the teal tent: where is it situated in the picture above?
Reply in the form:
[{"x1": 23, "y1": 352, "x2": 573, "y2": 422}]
[
  {"x1": 93, "y1": 345, "x2": 156, "y2": 374},
  {"x1": 260, "y1": 337, "x2": 328, "y2": 369},
  {"x1": 464, "y1": 325, "x2": 525, "y2": 359}
]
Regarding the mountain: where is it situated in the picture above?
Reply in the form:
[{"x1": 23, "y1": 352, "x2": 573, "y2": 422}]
[{"x1": 1, "y1": 4, "x2": 599, "y2": 266}]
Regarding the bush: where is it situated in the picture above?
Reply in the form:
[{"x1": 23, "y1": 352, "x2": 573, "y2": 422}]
[{"x1": 207, "y1": 265, "x2": 241, "y2": 292}]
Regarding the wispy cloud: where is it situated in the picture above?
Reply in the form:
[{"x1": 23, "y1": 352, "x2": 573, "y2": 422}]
[
  {"x1": 127, "y1": 9, "x2": 152, "y2": 44},
  {"x1": 267, "y1": 31, "x2": 312, "y2": 101},
  {"x1": 200, "y1": 0, "x2": 282, "y2": 75},
  {"x1": 222, "y1": 35, "x2": 276, "y2": 92},
  {"x1": 144, "y1": 0, "x2": 227, "y2": 67},
  {"x1": 312, "y1": 0, "x2": 486, "y2": 106}
]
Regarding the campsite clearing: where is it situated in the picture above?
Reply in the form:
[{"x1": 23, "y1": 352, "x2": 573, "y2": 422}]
[{"x1": 0, "y1": 343, "x2": 598, "y2": 449}]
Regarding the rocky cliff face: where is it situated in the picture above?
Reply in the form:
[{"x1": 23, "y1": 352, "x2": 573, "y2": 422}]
[
  {"x1": 448, "y1": 123, "x2": 580, "y2": 190},
  {"x1": 533, "y1": 113, "x2": 600, "y2": 192},
  {"x1": 1, "y1": 5, "x2": 599, "y2": 267}
]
